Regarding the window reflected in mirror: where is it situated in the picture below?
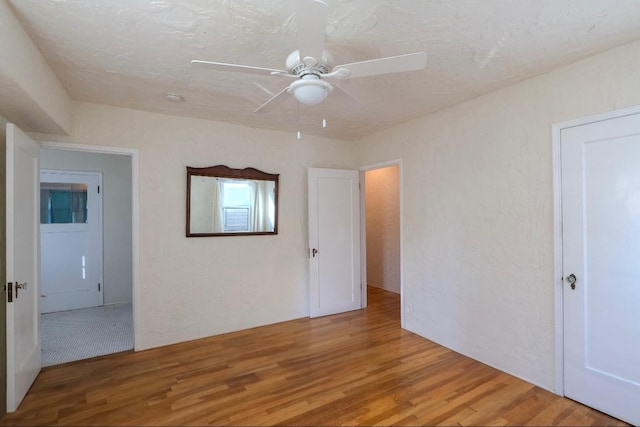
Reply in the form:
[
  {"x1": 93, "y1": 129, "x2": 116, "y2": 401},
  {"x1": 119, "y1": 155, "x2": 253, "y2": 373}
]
[{"x1": 222, "y1": 181, "x2": 251, "y2": 232}]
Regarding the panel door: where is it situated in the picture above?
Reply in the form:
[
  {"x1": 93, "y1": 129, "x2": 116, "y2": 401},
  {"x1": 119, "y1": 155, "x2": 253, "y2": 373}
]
[
  {"x1": 308, "y1": 168, "x2": 361, "y2": 317},
  {"x1": 6, "y1": 123, "x2": 41, "y2": 412},
  {"x1": 561, "y1": 111, "x2": 640, "y2": 425},
  {"x1": 40, "y1": 170, "x2": 103, "y2": 313}
]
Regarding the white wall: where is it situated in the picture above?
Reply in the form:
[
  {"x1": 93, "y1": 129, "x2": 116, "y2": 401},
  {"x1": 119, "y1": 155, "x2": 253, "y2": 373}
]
[
  {"x1": 365, "y1": 166, "x2": 400, "y2": 294},
  {"x1": 355, "y1": 39, "x2": 640, "y2": 391},
  {"x1": 40, "y1": 149, "x2": 133, "y2": 305},
  {"x1": 35, "y1": 101, "x2": 357, "y2": 350}
]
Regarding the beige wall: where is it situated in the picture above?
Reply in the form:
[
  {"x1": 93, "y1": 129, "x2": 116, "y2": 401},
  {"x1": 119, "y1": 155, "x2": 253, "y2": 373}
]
[
  {"x1": 0, "y1": 1, "x2": 71, "y2": 134},
  {"x1": 356, "y1": 39, "x2": 640, "y2": 391},
  {"x1": 40, "y1": 149, "x2": 133, "y2": 305},
  {"x1": 365, "y1": 166, "x2": 400, "y2": 294},
  {"x1": 35, "y1": 101, "x2": 357, "y2": 350}
]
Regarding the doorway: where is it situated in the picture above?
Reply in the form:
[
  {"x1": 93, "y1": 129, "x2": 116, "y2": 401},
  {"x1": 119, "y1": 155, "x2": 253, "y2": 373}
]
[
  {"x1": 306, "y1": 163, "x2": 402, "y2": 319},
  {"x1": 39, "y1": 145, "x2": 137, "y2": 366},
  {"x1": 361, "y1": 161, "x2": 402, "y2": 323}
]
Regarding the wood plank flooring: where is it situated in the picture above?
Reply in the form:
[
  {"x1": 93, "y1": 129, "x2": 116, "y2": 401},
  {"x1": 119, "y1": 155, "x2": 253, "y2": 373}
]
[{"x1": 0, "y1": 286, "x2": 627, "y2": 426}]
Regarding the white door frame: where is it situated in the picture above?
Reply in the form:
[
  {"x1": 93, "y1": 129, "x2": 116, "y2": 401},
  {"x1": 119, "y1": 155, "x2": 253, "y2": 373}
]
[
  {"x1": 552, "y1": 104, "x2": 640, "y2": 395},
  {"x1": 359, "y1": 159, "x2": 404, "y2": 328},
  {"x1": 37, "y1": 141, "x2": 141, "y2": 351}
]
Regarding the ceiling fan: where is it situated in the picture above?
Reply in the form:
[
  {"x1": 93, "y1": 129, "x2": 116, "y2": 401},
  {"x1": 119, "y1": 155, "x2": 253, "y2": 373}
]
[{"x1": 191, "y1": 0, "x2": 427, "y2": 112}]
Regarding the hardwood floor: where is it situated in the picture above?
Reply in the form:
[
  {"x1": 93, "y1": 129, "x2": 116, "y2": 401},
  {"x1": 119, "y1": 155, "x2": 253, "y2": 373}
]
[{"x1": 1, "y1": 286, "x2": 626, "y2": 426}]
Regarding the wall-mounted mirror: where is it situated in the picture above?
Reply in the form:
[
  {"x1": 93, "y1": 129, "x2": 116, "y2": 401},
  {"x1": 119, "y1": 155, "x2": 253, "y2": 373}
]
[{"x1": 186, "y1": 165, "x2": 279, "y2": 237}]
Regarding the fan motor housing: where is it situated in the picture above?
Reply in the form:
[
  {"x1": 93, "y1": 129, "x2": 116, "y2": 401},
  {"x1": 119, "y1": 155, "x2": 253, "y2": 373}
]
[{"x1": 286, "y1": 50, "x2": 334, "y2": 77}]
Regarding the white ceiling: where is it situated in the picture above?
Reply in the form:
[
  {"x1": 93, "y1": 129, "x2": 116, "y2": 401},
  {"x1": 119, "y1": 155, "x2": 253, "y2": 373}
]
[{"x1": 7, "y1": 0, "x2": 640, "y2": 140}]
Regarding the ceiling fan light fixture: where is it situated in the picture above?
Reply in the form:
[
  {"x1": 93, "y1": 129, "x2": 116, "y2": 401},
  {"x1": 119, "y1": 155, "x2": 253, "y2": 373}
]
[
  {"x1": 288, "y1": 78, "x2": 333, "y2": 106},
  {"x1": 190, "y1": 2, "x2": 426, "y2": 115}
]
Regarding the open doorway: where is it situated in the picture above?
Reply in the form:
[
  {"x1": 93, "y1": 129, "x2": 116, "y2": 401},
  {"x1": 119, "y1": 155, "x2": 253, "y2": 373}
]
[
  {"x1": 39, "y1": 147, "x2": 135, "y2": 366},
  {"x1": 362, "y1": 162, "x2": 402, "y2": 322}
]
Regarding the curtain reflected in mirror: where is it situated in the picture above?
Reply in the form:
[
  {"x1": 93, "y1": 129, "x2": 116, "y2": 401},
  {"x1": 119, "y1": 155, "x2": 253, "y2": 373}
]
[{"x1": 186, "y1": 165, "x2": 279, "y2": 236}]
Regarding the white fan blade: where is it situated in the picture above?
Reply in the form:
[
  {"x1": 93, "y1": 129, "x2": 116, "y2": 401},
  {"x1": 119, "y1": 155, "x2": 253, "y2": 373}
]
[
  {"x1": 295, "y1": 0, "x2": 329, "y2": 64},
  {"x1": 191, "y1": 60, "x2": 287, "y2": 76},
  {"x1": 331, "y1": 82, "x2": 362, "y2": 107},
  {"x1": 254, "y1": 86, "x2": 290, "y2": 113},
  {"x1": 333, "y1": 52, "x2": 427, "y2": 79}
]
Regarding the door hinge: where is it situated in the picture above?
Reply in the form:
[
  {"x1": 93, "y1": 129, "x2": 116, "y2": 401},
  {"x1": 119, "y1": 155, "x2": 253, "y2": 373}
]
[
  {"x1": 98, "y1": 283, "x2": 101, "y2": 292},
  {"x1": 98, "y1": 185, "x2": 100, "y2": 194},
  {"x1": 7, "y1": 282, "x2": 13, "y2": 303}
]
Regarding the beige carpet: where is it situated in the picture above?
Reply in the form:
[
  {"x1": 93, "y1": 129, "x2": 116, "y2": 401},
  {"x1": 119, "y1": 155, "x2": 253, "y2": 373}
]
[{"x1": 41, "y1": 303, "x2": 133, "y2": 367}]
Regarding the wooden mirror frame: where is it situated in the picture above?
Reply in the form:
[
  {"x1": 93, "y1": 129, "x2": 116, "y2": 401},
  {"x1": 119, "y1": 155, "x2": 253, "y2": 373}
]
[{"x1": 186, "y1": 165, "x2": 279, "y2": 237}]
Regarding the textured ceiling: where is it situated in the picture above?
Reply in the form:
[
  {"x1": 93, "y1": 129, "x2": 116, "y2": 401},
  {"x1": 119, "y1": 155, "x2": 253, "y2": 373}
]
[{"x1": 7, "y1": 0, "x2": 640, "y2": 140}]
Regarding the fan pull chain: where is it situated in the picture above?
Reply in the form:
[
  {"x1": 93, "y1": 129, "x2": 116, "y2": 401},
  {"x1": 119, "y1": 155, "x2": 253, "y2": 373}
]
[
  {"x1": 321, "y1": 96, "x2": 327, "y2": 128},
  {"x1": 296, "y1": 101, "x2": 302, "y2": 139}
]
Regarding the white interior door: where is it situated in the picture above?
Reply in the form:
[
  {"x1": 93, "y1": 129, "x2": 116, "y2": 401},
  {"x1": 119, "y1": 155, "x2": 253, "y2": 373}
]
[
  {"x1": 6, "y1": 123, "x2": 41, "y2": 412},
  {"x1": 308, "y1": 168, "x2": 361, "y2": 317},
  {"x1": 561, "y1": 111, "x2": 640, "y2": 426},
  {"x1": 40, "y1": 170, "x2": 103, "y2": 313}
]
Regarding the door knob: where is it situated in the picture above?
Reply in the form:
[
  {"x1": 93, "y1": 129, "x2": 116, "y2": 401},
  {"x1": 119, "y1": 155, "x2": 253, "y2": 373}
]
[
  {"x1": 15, "y1": 281, "x2": 27, "y2": 298},
  {"x1": 566, "y1": 274, "x2": 577, "y2": 290},
  {"x1": 312, "y1": 248, "x2": 318, "y2": 257}
]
